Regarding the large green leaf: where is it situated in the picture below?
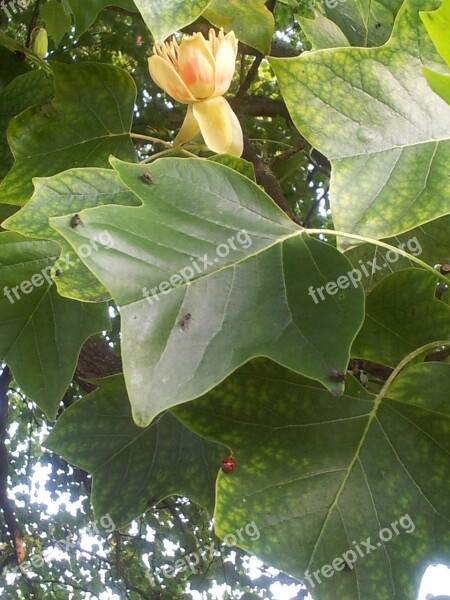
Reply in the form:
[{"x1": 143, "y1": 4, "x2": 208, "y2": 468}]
[
  {"x1": 0, "y1": 70, "x2": 53, "y2": 180},
  {"x1": 352, "y1": 270, "x2": 450, "y2": 366},
  {"x1": 0, "y1": 232, "x2": 109, "y2": 418},
  {"x1": 44, "y1": 375, "x2": 227, "y2": 528},
  {"x1": 175, "y1": 358, "x2": 450, "y2": 600},
  {"x1": 421, "y1": 0, "x2": 450, "y2": 105},
  {"x1": 3, "y1": 168, "x2": 141, "y2": 302},
  {"x1": 270, "y1": 0, "x2": 450, "y2": 242},
  {"x1": 50, "y1": 157, "x2": 365, "y2": 426},
  {"x1": 67, "y1": 0, "x2": 137, "y2": 35},
  {"x1": 132, "y1": 0, "x2": 212, "y2": 44},
  {"x1": 203, "y1": 0, "x2": 275, "y2": 54},
  {"x1": 0, "y1": 62, "x2": 136, "y2": 206}
]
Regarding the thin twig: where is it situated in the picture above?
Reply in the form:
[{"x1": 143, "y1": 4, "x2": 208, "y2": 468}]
[
  {"x1": 269, "y1": 139, "x2": 309, "y2": 169},
  {"x1": 161, "y1": 499, "x2": 186, "y2": 533},
  {"x1": 26, "y1": 0, "x2": 42, "y2": 47},
  {"x1": 130, "y1": 133, "x2": 172, "y2": 148},
  {"x1": 235, "y1": 56, "x2": 263, "y2": 100},
  {"x1": 140, "y1": 147, "x2": 200, "y2": 163},
  {"x1": 307, "y1": 152, "x2": 331, "y2": 177},
  {"x1": 304, "y1": 185, "x2": 328, "y2": 227}
]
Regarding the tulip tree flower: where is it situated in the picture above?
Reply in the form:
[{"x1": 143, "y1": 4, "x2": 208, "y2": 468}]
[{"x1": 148, "y1": 28, "x2": 244, "y2": 157}]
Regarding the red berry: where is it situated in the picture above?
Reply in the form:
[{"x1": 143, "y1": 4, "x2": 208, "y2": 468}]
[{"x1": 221, "y1": 456, "x2": 236, "y2": 473}]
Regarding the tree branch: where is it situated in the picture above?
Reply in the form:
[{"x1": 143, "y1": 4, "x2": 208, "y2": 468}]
[
  {"x1": 268, "y1": 139, "x2": 309, "y2": 169},
  {"x1": 236, "y1": 56, "x2": 263, "y2": 100},
  {"x1": 0, "y1": 366, "x2": 24, "y2": 565},
  {"x1": 230, "y1": 96, "x2": 291, "y2": 120},
  {"x1": 242, "y1": 136, "x2": 301, "y2": 224}
]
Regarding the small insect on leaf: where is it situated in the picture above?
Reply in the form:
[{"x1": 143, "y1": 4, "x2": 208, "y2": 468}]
[
  {"x1": 329, "y1": 368, "x2": 346, "y2": 382},
  {"x1": 141, "y1": 171, "x2": 154, "y2": 184},
  {"x1": 221, "y1": 456, "x2": 236, "y2": 473},
  {"x1": 179, "y1": 313, "x2": 191, "y2": 329},
  {"x1": 70, "y1": 214, "x2": 82, "y2": 228}
]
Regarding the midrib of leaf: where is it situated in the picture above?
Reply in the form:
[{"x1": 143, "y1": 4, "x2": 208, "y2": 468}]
[
  {"x1": 117, "y1": 230, "x2": 301, "y2": 308},
  {"x1": 113, "y1": 224, "x2": 447, "y2": 314}
]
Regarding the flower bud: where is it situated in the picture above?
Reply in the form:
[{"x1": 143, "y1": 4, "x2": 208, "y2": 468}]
[{"x1": 30, "y1": 26, "x2": 48, "y2": 59}]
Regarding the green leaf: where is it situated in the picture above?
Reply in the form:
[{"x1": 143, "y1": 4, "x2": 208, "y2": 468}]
[
  {"x1": 132, "y1": 0, "x2": 212, "y2": 44},
  {"x1": 318, "y1": 0, "x2": 402, "y2": 47},
  {"x1": 67, "y1": 0, "x2": 137, "y2": 35},
  {"x1": 44, "y1": 374, "x2": 227, "y2": 528},
  {"x1": 50, "y1": 157, "x2": 364, "y2": 426},
  {"x1": 0, "y1": 48, "x2": 30, "y2": 89},
  {"x1": 3, "y1": 168, "x2": 141, "y2": 302},
  {"x1": 0, "y1": 232, "x2": 109, "y2": 419},
  {"x1": 209, "y1": 154, "x2": 256, "y2": 180},
  {"x1": 0, "y1": 70, "x2": 54, "y2": 180},
  {"x1": 421, "y1": 0, "x2": 450, "y2": 105},
  {"x1": 175, "y1": 358, "x2": 450, "y2": 599},
  {"x1": 422, "y1": 66, "x2": 450, "y2": 105},
  {"x1": 41, "y1": 0, "x2": 72, "y2": 46},
  {"x1": 203, "y1": 0, "x2": 275, "y2": 54},
  {"x1": 269, "y1": 0, "x2": 450, "y2": 242},
  {"x1": 297, "y1": 12, "x2": 350, "y2": 50},
  {"x1": 420, "y1": 0, "x2": 450, "y2": 64},
  {"x1": 352, "y1": 270, "x2": 450, "y2": 366},
  {"x1": 0, "y1": 62, "x2": 137, "y2": 206},
  {"x1": 345, "y1": 215, "x2": 450, "y2": 291}
]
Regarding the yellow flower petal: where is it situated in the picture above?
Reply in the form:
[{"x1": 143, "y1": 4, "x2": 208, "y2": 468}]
[
  {"x1": 174, "y1": 104, "x2": 201, "y2": 146},
  {"x1": 178, "y1": 33, "x2": 216, "y2": 99},
  {"x1": 214, "y1": 31, "x2": 238, "y2": 97},
  {"x1": 192, "y1": 97, "x2": 243, "y2": 157},
  {"x1": 148, "y1": 55, "x2": 196, "y2": 104}
]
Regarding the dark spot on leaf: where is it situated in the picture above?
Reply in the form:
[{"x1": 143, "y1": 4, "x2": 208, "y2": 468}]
[
  {"x1": 329, "y1": 368, "x2": 346, "y2": 381},
  {"x1": 141, "y1": 171, "x2": 154, "y2": 184},
  {"x1": 179, "y1": 313, "x2": 191, "y2": 329},
  {"x1": 70, "y1": 214, "x2": 82, "y2": 228}
]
